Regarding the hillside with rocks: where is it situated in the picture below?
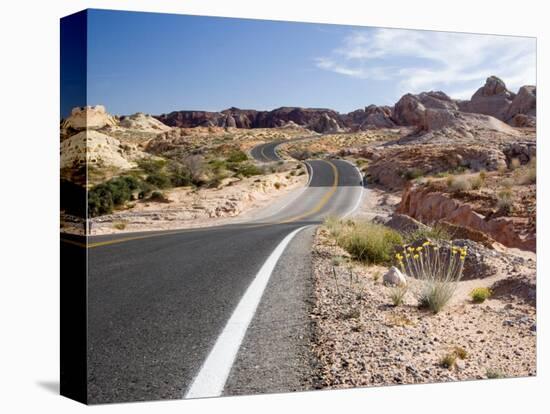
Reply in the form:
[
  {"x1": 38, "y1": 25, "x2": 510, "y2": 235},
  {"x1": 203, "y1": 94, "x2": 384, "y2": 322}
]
[{"x1": 154, "y1": 76, "x2": 535, "y2": 133}]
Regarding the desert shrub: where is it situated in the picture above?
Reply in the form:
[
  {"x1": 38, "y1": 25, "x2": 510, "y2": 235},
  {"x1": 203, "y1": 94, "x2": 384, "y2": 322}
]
[
  {"x1": 448, "y1": 176, "x2": 471, "y2": 192},
  {"x1": 335, "y1": 221, "x2": 403, "y2": 265},
  {"x1": 440, "y1": 352, "x2": 457, "y2": 369},
  {"x1": 226, "y1": 150, "x2": 248, "y2": 163},
  {"x1": 145, "y1": 171, "x2": 171, "y2": 189},
  {"x1": 389, "y1": 285, "x2": 408, "y2": 306},
  {"x1": 137, "y1": 158, "x2": 166, "y2": 174},
  {"x1": 440, "y1": 347, "x2": 467, "y2": 369},
  {"x1": 486, "y1": 368, "x2": 505, "y2": 379},
  {"x1": 232, "y1": 162, "x2": 263, "y2": 178},
  {"x1": 404, "y1": 168, "x2": 423, "y2": 180},
  {"x1": 396, "y1": 242, "x2": 467, "y2": 313},
  {"x1": 469, "y1": 174, "x2": 485, "y2": 190},
  {"x1": 274, "y1": 182, "x2": 282, "y2": 189},
  {"x1": 88, "y1": 176, "x2": 141, "y2": 217},
  {"x1": 509, "y1": 157, "x2": 521, "y2": 170},
  {"x1": 496, "y1": 189, "x2": 513, "y2": 213},
  {"x1": 113, "y1": 221, "x2": 127, "y2": 230},
  {"x1": 517, "y1": 158, "x2": 536, "y2": 185},
  {"x1": 168, "y1": 163, "x2": 193, "y2": 187},
  {"x1": 479, "y1": 170, "x2": 487, "y2": 181},
  {"x1": 183, "y1": 155, "x2": 206, "y2": 184},
  {"x1": 470, "y1": 287, "x2": 492, "y2": 303},
  {"x1": 149, "y1": 191, "x2": 169, "y2": 202}
]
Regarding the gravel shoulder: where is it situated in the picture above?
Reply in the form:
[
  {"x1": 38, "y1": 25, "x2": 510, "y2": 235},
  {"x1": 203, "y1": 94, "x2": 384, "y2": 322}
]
[{"x1": 224, "y1": 226, "x2": 320, "y2": 396}]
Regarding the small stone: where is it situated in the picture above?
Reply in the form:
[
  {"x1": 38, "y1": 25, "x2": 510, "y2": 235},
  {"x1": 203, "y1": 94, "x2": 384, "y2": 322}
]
[{"x1": 383, "y1": 266, "x2": 407, "y2": 286}]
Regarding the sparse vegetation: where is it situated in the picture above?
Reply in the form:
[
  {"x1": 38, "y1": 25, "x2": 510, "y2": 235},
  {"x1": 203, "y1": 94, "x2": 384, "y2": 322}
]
[
  {"x1": 396, "y1": 241, "x2": 467, "y2": 313},
  {"x1": 326, "y1": 217, "x2": 403, "y2": 265},
  {"x1": 440, "y1": 352, "x2": 457, "y2": 369},
  {"x1": 389, "y1": 285, "x2": 408, "y2": 306},
  {"x1": 486, "y1": 368, "x2": 505, "y2": 379},
  {"x1": 113, "y1": 221, "x2": 128, "y2": 230},
  {"x1": 448, "y1": 175, "x2": 471, "y2": 192},
  {"x1": 404, "y1": 223, "x2": 451, "y2": 244},
  {"x1": 440, "y1": 347, "x2": 467, "y2": 369},
  {"x1": 469, "y1": 173, "x2": 485, "y2": 190},
  {"x1": 404, "y1": 168, "x2": 423, "y2": 180},
  {"x1": 509, "y1": 157, "x2": 521, "y2": 170},
  {"x1": 516, "y1": 157, "x2": 536, "y2": 185},
  {"x1": 470, "y1": 287, "x2": 492, "y2": 303},
  {"x1": 496, "y1": 189, "x2": 513, "y2": 214},
  {"x1": 274, "y1": 182, "x2": 282, "y2": 189}
]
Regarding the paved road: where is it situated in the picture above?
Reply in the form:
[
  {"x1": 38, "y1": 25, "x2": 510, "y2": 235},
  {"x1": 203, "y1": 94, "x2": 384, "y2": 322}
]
[{"x1": 67, "y1": 144, "x2": 363, "y2": 403}]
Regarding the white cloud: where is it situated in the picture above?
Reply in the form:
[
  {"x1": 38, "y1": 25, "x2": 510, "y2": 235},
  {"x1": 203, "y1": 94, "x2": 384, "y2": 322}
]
[{"x1": 316, "y1": 28, "x2": 536, "y2": 100}]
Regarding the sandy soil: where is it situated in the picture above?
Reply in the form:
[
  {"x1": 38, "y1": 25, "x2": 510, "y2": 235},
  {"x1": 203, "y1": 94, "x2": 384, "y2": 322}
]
[{"x1": 311, "y1": 227, "x2": 536, "y2": 388}]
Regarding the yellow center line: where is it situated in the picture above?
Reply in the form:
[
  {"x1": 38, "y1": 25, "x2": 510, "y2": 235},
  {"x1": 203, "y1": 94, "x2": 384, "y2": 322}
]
[
  {"x1": 69, "y1": 159, "x2": 340, "y2": 249},
  {"x1": 278, "y1": 160, "x2": 338, "y2": 224}
]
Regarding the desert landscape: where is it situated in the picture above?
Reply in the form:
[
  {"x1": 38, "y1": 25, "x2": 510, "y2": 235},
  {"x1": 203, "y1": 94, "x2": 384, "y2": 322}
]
[{"x1": 61, "y1": 74, "x2": 536, "y2": 398}]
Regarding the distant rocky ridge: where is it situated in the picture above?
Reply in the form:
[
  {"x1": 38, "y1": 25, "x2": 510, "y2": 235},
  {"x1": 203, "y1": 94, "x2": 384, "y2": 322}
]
[{"x1": 154, "y1": 76, "x2": 535, "y2": 133}]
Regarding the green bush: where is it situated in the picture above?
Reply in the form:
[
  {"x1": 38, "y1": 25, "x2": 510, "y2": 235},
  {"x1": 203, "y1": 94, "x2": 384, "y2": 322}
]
[
  {"x1": 146, "y1": 171, "x2": 171, "y2": 189},
  {"x1": 137, "y1": 158, "x2": 166, "y2": 174},
  {"x1": 470, "y1": 287, "x2": 492, "y2": 303},
  {"x1": 332, "y1": 220, "x2": 403, "y2": 265},
  {"x1": 232, "y1": 162, "x2": 263, "y2": 178},
  {"x1": 88, "y1": 176, "x2": 141, "y2": 217},
  {"x1": 226, "y1": 150, "x2": 248, "y2": 163}
]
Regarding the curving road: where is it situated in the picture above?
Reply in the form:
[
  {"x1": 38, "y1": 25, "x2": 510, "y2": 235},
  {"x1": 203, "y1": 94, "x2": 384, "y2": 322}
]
[{"x1": 65, "y1": 142, "x2": 364, "y2": 403}]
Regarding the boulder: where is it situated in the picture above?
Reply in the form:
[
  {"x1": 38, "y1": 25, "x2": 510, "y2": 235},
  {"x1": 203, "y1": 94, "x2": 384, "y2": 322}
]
[
  {"x1": 359, "y1": 105, "x2": 396, "y2": 129},
  {"x1": 506, "y1": 85, "x2": 536, "y2": 121},
  {"x1": 383, "y1": 266, "x2": 407, "y2": 286},
  {"x1": 463, "y1": 76, "x2": 515, "y2": 121},
  {"x1": 393, "y1": 94, "x2": 427, "y2": 126}
]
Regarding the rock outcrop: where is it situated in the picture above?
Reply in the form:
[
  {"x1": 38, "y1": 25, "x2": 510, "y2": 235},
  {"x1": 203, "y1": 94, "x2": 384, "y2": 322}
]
[
  {"x1": 60, "y1": 130, "x2": 141, "y2": 170},
  {"x1": 463, "y1": 76, "x2": 515, "y2": 121},
  {"x1": 397, "y1": 185, "x2": 535, "y2": 252},
  {"x1": 459, "y1": 77, "x2": 536, "y2": 127},
  {"x1": 61, "y1": 105, "x2": 118, "y2": 131},
  {"x1": 118, "y1": 112, "x2": 172, "y2": 132},
  {"x1": 156, "y1": 107, "x2": 346, "y2": 133}
]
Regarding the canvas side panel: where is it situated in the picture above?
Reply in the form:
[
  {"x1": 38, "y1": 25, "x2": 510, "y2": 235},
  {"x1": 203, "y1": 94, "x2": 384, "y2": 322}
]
[{"x1": 60, "y1": 9, "x2": 88, "y2": 405}]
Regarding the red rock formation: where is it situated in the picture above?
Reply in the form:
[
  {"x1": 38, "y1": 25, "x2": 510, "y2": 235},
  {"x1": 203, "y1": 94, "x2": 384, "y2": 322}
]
[{"x1": 397, "y1": 185, "x2": 535, "y2": 252}]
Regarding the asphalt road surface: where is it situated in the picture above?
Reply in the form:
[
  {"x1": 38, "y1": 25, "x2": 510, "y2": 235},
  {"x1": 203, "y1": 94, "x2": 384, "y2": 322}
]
[{"x1": 70, "y1": 143, "x2": 364, "y2": 403}]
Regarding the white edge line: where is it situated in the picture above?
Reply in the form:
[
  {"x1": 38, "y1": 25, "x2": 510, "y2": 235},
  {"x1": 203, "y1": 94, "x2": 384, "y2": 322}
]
[
  {"x1": 184, "y1": 225, "x2": 310, "y2": 399},
  {"x1": 340, "y1": 159, "x2": 366, "y2": 218}
]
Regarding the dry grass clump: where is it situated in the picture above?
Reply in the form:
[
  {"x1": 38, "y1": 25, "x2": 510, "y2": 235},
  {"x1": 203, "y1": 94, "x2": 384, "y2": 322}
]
[
  {"x1": 486, "y1": 368, "x2": 505, "y2": 379},
  {"x1": 496, "y1": 189, "x2": 513, "y2": 213},
  {"x1": 440, "y1": 346, "x2": 468, "y2": 369},
  {"x1": 396, "y1": 241, "x2": 466, "y2": 313},
  {"x1": 516, "y1": 157, "x2": 536, "y2": 185},
  {"x1": 112, "y1": 220, "x2": 128, "y2": 230},
  {"x1": 447, "y1": 175, "x2": 471, "y2": 192},
  {"x1": 325, "y1": 217, "x2": 403, "y2": 265},
  {"x1": 469, "y1": 173, "x2": 485, "y2": 190},
  {"x1": 509, "y1": 157, "x2": 521, "y2": 170},
  {"x1": 389, "y1": 285, "x2": 408, "y2": 306},
  {"x1": 470, "y1": 287, "x2": 492, "y2": 303}
]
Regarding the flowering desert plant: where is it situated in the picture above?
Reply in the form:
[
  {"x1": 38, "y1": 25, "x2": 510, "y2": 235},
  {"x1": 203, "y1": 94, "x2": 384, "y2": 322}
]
[{"x1": 395, "y1": 241, "x2": 467, "y2": 313}]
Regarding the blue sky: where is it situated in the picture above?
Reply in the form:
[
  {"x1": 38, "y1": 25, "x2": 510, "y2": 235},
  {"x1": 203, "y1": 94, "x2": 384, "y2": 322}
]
[{"x1": 82, "y1": 9, "x2": 536, "y2": 117}]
